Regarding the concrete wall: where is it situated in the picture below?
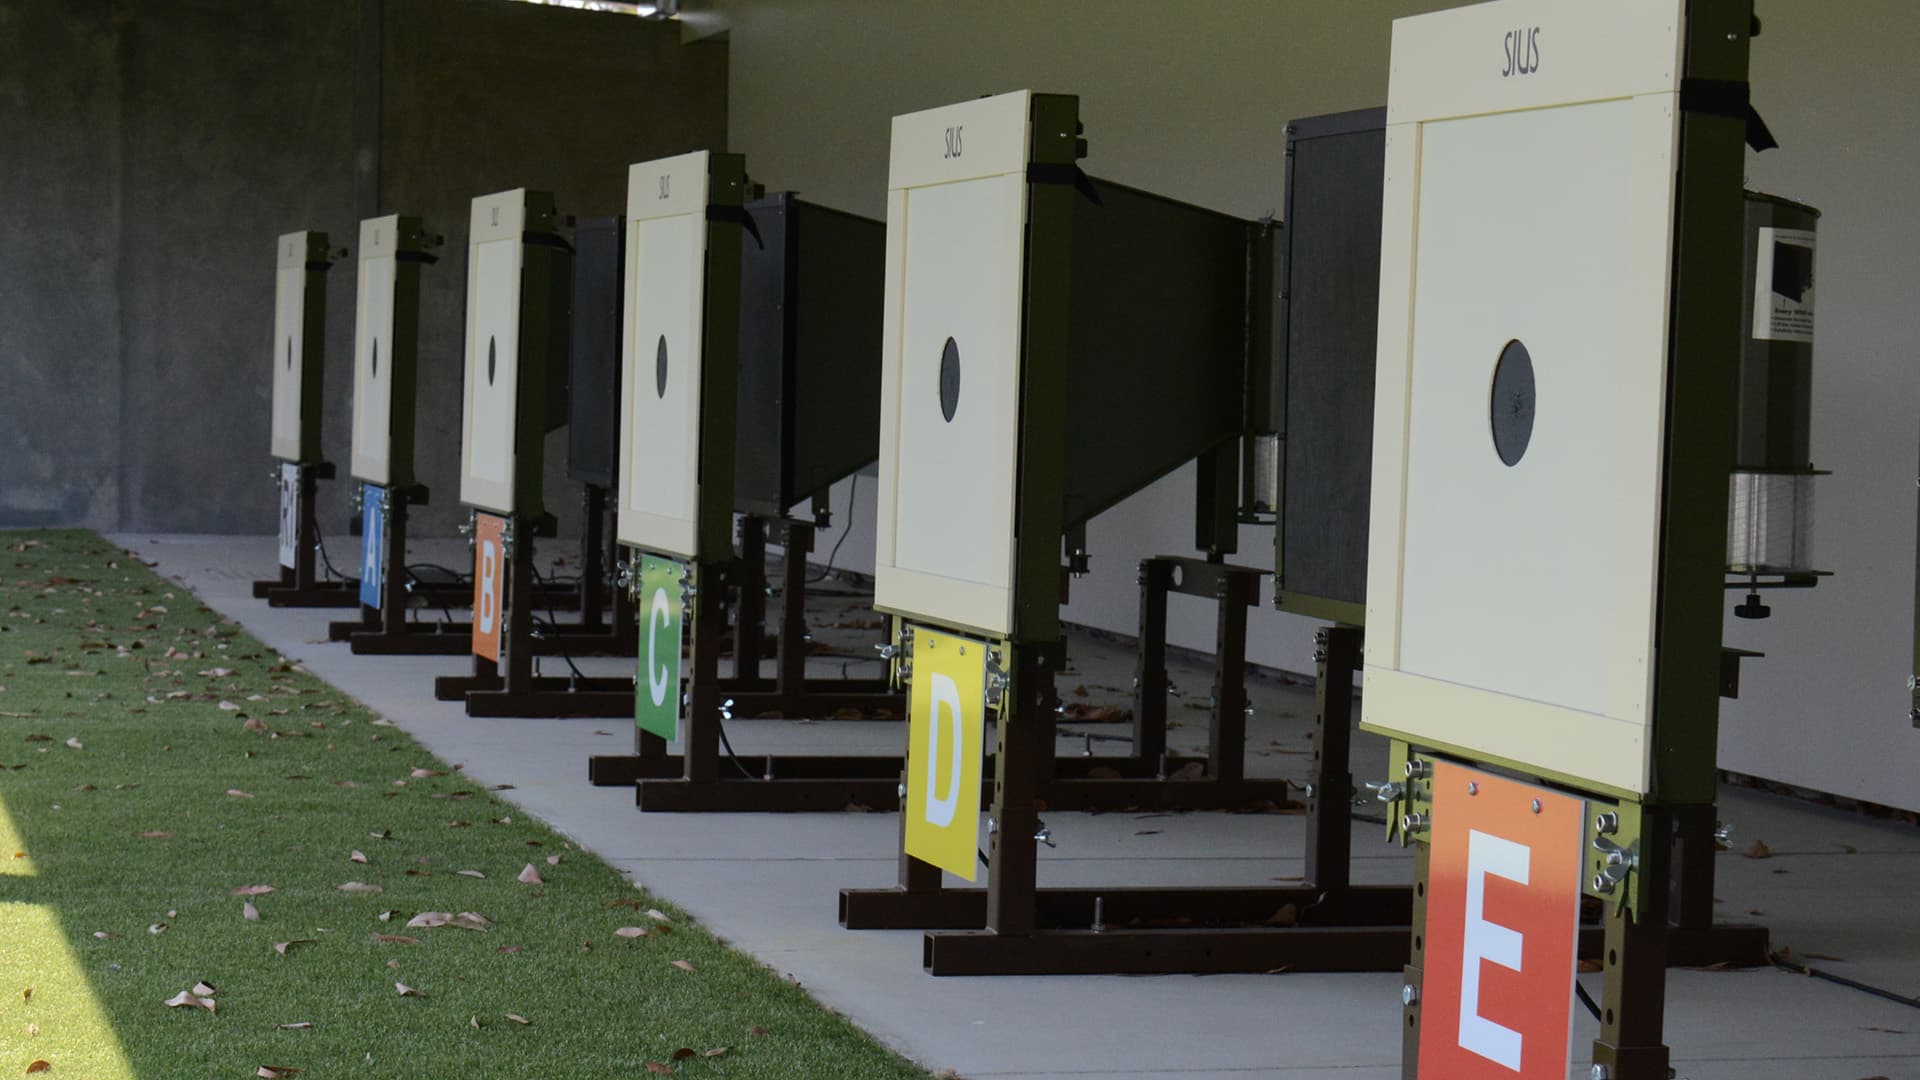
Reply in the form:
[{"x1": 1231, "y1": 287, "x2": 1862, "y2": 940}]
[
  {"x1": 705, "y1": 0, "x2": 1920, "y2": 811},
  {"x1": 0, "y1": 0, "x2": 728, "y2": 540}
]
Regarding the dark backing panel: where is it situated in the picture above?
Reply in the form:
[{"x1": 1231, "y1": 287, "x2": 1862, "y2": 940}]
[
  {"x1": 1062, "y1": 178, "x2": 1249, "y2": 529},
  {"x1": 567, "y1": 216, "x2": 625, "y2": 487},
  {"x1": 789, "y1": 199, "x2": 886, "y2": 506},
  {"x1": 733, "y1": 193, "x2": 797, "y2": 517},
  {"x1": 1276, "y1": 108, "x2": 1384, "y2": 610}
]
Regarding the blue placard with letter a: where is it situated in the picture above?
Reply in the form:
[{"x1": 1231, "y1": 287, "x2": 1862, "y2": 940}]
[{"x1": 359, "y1": 485, "x2": 385, "y2": 609}]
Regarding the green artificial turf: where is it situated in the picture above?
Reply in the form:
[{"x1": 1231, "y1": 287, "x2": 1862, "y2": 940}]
[{"x1": 0, "y1": 529, "x2": 928, "y2": 1079}]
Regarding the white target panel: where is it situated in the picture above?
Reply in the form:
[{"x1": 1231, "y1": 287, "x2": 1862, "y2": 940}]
[
  {"x1": 459, "y1": 190, "x2": 527, "y2": 514},
  {"x1": 350, "y1": 215, "x2": 399, "y2": 485},
  {"x1": 616, "y1": 152, "x2": 711, "y2": 559},
  {"x1": 872, "y1": 91, "x2": 1033, "y2": 639},
  {"x1": 1359, "y1": 0, "x2": 1688, "y2": 796},
  {"x1": 268, "y1": 231, "x2": 314, "y2": 462}
]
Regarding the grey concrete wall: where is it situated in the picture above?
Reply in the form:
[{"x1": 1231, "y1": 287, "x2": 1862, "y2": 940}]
[{"x1": 0, "y1": 0, "x2": 728, "y2": 542}]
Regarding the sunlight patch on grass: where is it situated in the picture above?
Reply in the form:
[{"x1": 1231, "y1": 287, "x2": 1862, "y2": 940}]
[{"x1": 0, "y1": 901, "x2": 135, "y2": 1078}]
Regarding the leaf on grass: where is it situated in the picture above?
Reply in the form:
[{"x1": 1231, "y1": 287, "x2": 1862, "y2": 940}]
[
  {"x1": 615, "y1": 927, "x2": 650, "y2": 939},
  {"x1": 65, "y1": 738, "x2": 83, "y2": 751},
  {"x1": 644, "y1": 1064, "x2": 672, "y2": 1075},
  {"x1": 647, "y1": 909, "x2": 672, "y2": 924},
  {"x1": 243, "y1": 717, "x2": 269, "y2": 734},
  {"x1": 192, "y1": 982, "x2": 216, "y2": 997},
  {"x1": 233, "y1": 885, "x2": 276, "y2": 896},
  {"x1": 164, "y1": 990, "x2": 216, "y2": 1014},
  {"x1": 456, "y1": 869, "x2": 485, "y2": 879},
  {"x1": 703, "y1": 1048, "x2": 728, "y2": 1058},
  {"x1": 199, "y1": 668, "x2": 235, "y2": 678},
  {"x1": 671, "y1": 1048, "x2": 697, "y2": 1061},
  {"x1": 273, "y1": 940, "x2": 314, "y2": 956},
  {"x1": 516, "y1": 865, "x2": 542, "y2": 885},
  {"x1": 498, "y1": 945, "x2": 522, "y2": 955},
  {"x1": 406, "y1": 912, "x2": 451, "y2": 929},
  {"x1": 1744, "y1": 840, "x2": 1773, "y2": 859},
  {"x1": 227, "y1": 789, "x2": 255, "y2": 799},
  {"x1": 670, "y1": 960, "x2": 696, "y2": 973},
  {"x1": 334, "y1": 882, "x2": 383, "y2": 894},
  {"x1": 505, "y1": 1013, "x2": 531, "y2": 1025},
  {"x1": 255, "y1": 1067, "x2": 302, "y2": 1078},
  {"x1": 749, "y1": 1025, "x2": 769, "y2": 1036},
  {"x1": 452, "y1": 912, "x2": 491, "y2": 931},
  {"x1": 394, "y1": 982, "x2": 425, "y2": 998},
  {"x1": 93, "y1": 930, "x2": 121, "y2": 940},
  {"x1": 349, "y1": 851, "x2": 368, "y2": 864},
  {"x1": 371, "y1": 934, "x2": 419, "y2": 945},
  {"x1": 272, "y1": 1022, "x2": 312, "y2": 1031},
  {"x1": 545, "y1": 855, "x2": 561, "y2": 866},
  {"x1": 218, "y1": 701, "x2": 240, "y2": 712},
  {"x1": 149, "y1": 923, "x2": 168, "y2": 935},
  {"x1": 243, "y1": 901, "x2": 261, "y2": 922},
  {"x1": 26, "y1": 1062, "x2": 51, "y2": 1075},
  {"x1": 409, "y1": 768, "x2": 445, "y2": 779}
]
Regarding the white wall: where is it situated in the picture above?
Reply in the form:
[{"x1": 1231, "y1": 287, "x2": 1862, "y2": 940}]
[{"x1": 704, "y1": 0, "x2": 1920, "y2": 812}]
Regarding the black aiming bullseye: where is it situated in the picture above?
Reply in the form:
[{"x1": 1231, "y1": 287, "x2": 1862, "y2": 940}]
[
  {"x1": 938, "y1": 337, "x2": 961, "y2": 423},
  {"x1": 486, "y1": 337, "x2": 497, "y2": 386},
  {"x1": 1490, "y1": 339, "x2": 1536, "y2": 467},
  {"x1": 655, "y1": 335, "x2": 668, "y2": 399}
]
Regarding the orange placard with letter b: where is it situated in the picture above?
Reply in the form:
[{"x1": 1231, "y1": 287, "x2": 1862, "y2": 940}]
[
  {"x1": 1419, "y1": 762, "x2": 1584, "y2": 1079},
  {"x1": 471, "y1": 513, "x2": 506, "y2": 662}
]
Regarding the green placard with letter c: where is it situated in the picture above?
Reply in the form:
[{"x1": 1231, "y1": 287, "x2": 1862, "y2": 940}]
[{"x1": 636, "y1": 554, "x2": 685, "y2": 741}]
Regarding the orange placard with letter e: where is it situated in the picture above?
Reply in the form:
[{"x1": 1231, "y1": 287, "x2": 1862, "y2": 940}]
[
  {"x1": 1419, "y1": 761, "x2": 1583, "y2": 1079},
  {"x1": 471, "y1": 513, "x2": 506, "y2": 662}
]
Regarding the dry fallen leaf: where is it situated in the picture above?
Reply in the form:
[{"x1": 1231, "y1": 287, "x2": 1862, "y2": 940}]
[
  {"x1": 65, "y1": 738, "x2": 83, "y2": 751},
  {"x1": 405, "y1": 912, "x2": 451, "y2": 929},
  {"x1": 749, "y1": 1026, "x2": 769, "y2": 1036},
  {"x1": 334, "y1": 882, "x2": 383, "y2": 894},
  {"x1": 272, "y1": 1022, "x2": 312, "y2": 1031},
  {"x1": 192, "y1": 982, "x2": 216, "y2": 997},
  {"x1": 139, "y1": 831, "x2": 172, "y2": 839},
  {"x1": 218, "y1": 701, "x2": 240, "y2": 712},
  {"x1": 149, "y1": 923, "x2": 168, "y2": 935},
  {"x1": 227, "y1": 789, "x2": 255, "y2": 799},
  {"x1": 498, "y1": 944, "x2": 523, "y2": 955},
  {"x1": 670, "y1": 960, "x2": 696, "y2": 973},
  {"x1": 164, "y1": 990, "x2": 216, "y2": 1014},
  {"x1": 671, "y1": 1048, "x2": 697, "y2": 1061},
  {"x1": 243, "y1": 901, "x2": 261, "y2": 922},
  {"x1": 371, "y1": 934, "x2": 419, "y2": 945},
  {"x1": 703, "y1": 1047, "x2": 729, "y2": 1058},
  {"x1": 255, "y1": 1067, "x2": 302, "y2": 1078},
  {"x1": 1744, "y1": 840, "x2": 1773, "y2": 860},
  {"x1": 545, "y1": 855, "x2": 561, "y2": 866},
  {"x1": 273, "y1": 940, "x2": 315, "y2": 956},
  {"x1": 349, "y1": 851, "x2": 368, "y2": 864},
  {"x1": 409, "y1": 768, "x2": 445, "y2": 779},
  {"x1": 26, "y1": 1062, "x2": 51, "y2": 1075},
  {"x1": 232, "y1": 885, "x2": 276, "y2": 896},
  {"x1": 647, "y1": 909, "x2": 672, "y2": 924},
  {"x1": 395, "y1": 982, "x2": 425, "y2": 998},
  {"x1": 644, "y1": 1065, "x2": 671, "y2": 1076},
  {"x1": 517, "y1": 865, "x2": 542, "y2": 885},
  {"x1": 93, "y1": 930, "x2": 121, "y2": 940},
  {"x1": 614, "y1": 927, "x2": 650, "y2": 939},
  {"x1": 456, "y1": 870, "x2": 486, "y2": 879},
  {"x1": 505, "y1": 1013, "x2": 531, "y2": 1025}
]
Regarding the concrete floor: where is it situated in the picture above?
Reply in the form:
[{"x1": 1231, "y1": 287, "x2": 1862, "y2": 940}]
[{"x1": 115, "y1": 533, "x2": 1920, "y2": 1080}]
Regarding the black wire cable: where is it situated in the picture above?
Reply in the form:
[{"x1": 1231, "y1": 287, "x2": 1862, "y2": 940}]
[
  {"x1": 713, "y1": 715, "x2": 760, "y2": 781},
  {"x1": 405, "y1": 567, "x2": 457, "y2": 626},
  {"x1": 806, "y1": 474, "x2": 859, "y2": 584},
  {"x1": 1574, "y1": 979, "x2": 1602, "y2": 1021},
  {"x1": 1771, "y1": 953, "x2": 1920, "y2": 1010},
  {"x1": 315, "y1": 533, "x2": 359, "y2": 586},
  {"x1": 529, "y1": 612, "x2": 587, "y2": 681}
]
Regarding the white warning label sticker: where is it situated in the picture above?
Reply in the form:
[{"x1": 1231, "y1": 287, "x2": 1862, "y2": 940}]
[{"x1": 1753, "y1": 226, "x2": 1816, "y2": 344}]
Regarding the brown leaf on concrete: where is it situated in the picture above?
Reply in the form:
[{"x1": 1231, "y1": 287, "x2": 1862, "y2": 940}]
[{"x1": 1743, "y1": 840, "x2": 1773, "y2": 859}]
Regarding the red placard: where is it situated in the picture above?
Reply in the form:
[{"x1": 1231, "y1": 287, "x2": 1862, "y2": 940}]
[
  {"x1": 1419, "y1": 762, "x2": 1584, "y2": 1079},
  {"x1": 471, "y1": 514, "x2": 506, "y2": 662}
]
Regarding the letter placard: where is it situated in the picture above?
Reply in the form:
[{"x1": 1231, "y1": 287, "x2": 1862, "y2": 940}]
[
  {"x1": 471, "y1": 513, "x2": 506, "y2": 663},
  {"x1": 359, "y1": 485, "x2": 385, "y2": 610},
  {"x1": 902, "y1": 629, "x2": 987, "y2": 880},
  {"x1": 635, "y1": 553, "x2": 686, "y2": 742},
  {"x1": 1420, "y1": 762, "x2": 1583, "y2": 1078}
]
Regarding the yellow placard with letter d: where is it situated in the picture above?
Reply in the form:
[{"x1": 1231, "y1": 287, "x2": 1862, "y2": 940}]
[{"x1": 902, "y1": 629, "x2": 987, "y2": 881}]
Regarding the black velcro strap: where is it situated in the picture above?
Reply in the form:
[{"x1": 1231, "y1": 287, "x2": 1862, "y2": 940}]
[
  {"x1": 1679, "y1": 77, "x2": 1778, "y2": 152},
  {"x1": 707, "y1": 204, "x2": 765, "y2": 249},
  {"x1": 397, "y1": 251, "x2": 439, "y2": 266},
  {"x1": 1026, "y1": 162, "x2": 1103, "y2": 207},
  {"x1": 522, "y1": 230, "x2": 575, "y2": 255}
]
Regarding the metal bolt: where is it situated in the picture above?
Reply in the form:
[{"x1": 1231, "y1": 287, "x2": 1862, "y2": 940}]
[
  {"x1": 1091, "y1": 896, "x2": 1106, "y2": 934},
  {"x1": 1401, "y1": 812, "x2": 1429, "y2": 833},
  {"x1": 1467, "y1": 782, "x2": 1479, "y2": 796},
  {"x1": 1595, "y1": 811, "x2": 1620, "y2": 834},
  {"x1": 1367, "y1": 781, "x2": 1405, "y2": 802},
  {"x1": 1531, "y1": 798, "x2": 1542, "y2": 814},
  {"x1": 897, "y1": 782, "x2": 907, "y2": 799},
  {"x1": 1303, "y1": 783, "x2": 1316, "y2": 799},
  {"x1": 1404, "y1": 760, "x2": 1432, "y2": 779},
  {"x1": 1592, "y1": 1065, "x2": 1612, "y2": 1080},
  {"x1": 876, "y1": 644, "x2": 896, "y2": 660},
  {"x1": 1714, "y1": 821, "x2": 1733, "y2": 844},
  {"x1": 1592, "y1": 872, "x2": 1615, "y2": 894},
  {"x1": 986, "y1": 817, "x2": 998, "y2": 834},
  {"x1": 1401, "y1": 983, "x2": 1419, "y2": 1006}
]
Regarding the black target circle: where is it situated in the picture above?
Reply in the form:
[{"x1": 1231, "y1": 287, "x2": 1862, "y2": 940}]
[
  {"x1": 938, "y1": 337, "x2": 961, "y2": 423},
  {"x1": 486, "y1": 337, "x2": 497, "y2": 386},
  {"x1": 1490, "y1": 339, "x2": 1536, "y2": 467},
  {"x1": 655, "y1": 335, "x2": 668, "y2": 399}
]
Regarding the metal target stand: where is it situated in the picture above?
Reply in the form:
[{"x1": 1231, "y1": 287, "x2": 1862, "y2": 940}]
[{"x1": 253, "y1": 230, "x2": 359, "y2": 609}]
